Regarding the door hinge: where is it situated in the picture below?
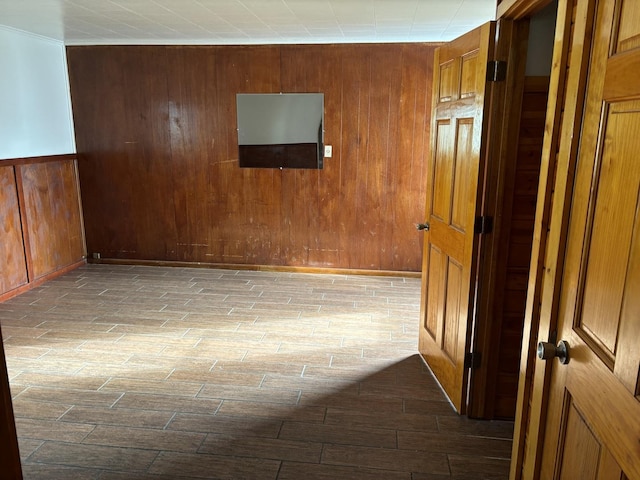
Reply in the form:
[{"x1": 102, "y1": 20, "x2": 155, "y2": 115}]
[
  {"x1": 464, "y1": 352, "x2": 481, "y2": 369},
  {"x1": 486, "y1": 60, "x2": 507, "y2": 82},
  {"x1": 474, "y1": 216, "x2": 493, "y2": 235}
]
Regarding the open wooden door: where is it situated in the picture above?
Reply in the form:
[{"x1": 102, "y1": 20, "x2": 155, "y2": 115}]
[
  {"x1": 418, "y1": 22, "x2": 497, "y2": 414},
  {"x1": 537, "y1": 0, "x2": 640, "y2": 477}
]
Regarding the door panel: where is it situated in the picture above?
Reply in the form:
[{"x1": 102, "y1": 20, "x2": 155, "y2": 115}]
[
  {"x1": 425, "y1": 245, "x2": 444, "y2": 339},
  {"x1": 559, "y1": 400, "x2": 603, "y2": 480},
  {"x1": 541, "y1": 0, "x2": 640, "y2": 478},
  {"x1": 443, "y1": 259, "x2": 463, "y2": 361},
  {"x1": 557, "y1": 398, "x2": 624, "y2": 480},
  {"x1": 433, "y1": 121, "x2": 455, "y2": 221},
  {"x1": 460, "y1": 53, "x2": 480, "y2": 99},
  {"x1": 419, "y1": 23, "x2": 495, "y2": 414},
  {"x1": 452, "y1": 119, "x2": 474, "y2": 230},
  {"x1": 578, "y1": 99, "x2": 640, "y2": 367}
]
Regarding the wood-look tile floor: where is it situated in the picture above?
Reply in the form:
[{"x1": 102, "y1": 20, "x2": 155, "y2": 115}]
[{"x1": 0, "y1": 265, "x2": 513, "y2": 480}]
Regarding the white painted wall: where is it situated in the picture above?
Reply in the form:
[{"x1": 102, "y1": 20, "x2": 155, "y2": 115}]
[{"x1": 0, "y1": 26, "x2": 75, "y2": 160}]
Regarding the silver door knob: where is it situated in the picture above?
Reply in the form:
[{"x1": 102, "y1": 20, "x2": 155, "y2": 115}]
[
  {"x1": 416, "y1": 223, "x2": 430, "y2": 231},
  {"x1": 537, "y1": 340, "x2": 569, "y2": 364}
]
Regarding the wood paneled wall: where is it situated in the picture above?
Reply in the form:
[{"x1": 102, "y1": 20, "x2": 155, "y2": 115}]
[
  {"x1": 0, "y1": 156, "x2": 86, "y2": 301},
  {"x1": 0, "y1": 167, "x2": 27, "y2": 294},
  {"x1": 67, "y1": 44, "x2": 437, "y2": 271}
]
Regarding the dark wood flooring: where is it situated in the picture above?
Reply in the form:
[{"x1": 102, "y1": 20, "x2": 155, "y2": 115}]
[{"x1": 0, "y1": 265, "x2": 512, "y2": 479}]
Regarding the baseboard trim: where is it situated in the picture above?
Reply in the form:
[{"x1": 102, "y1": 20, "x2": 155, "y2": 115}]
[
  {"x1": 0, "y1": 259, "x2": 86, "y2": 303},
  {"x1": 87, "y1": 258, "x2": 421, "y2": 278}
]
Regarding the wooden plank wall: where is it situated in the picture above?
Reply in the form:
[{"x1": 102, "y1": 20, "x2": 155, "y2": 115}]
[
  {"x1": 493, "y1": 76, "x2": 548, "y2": 419},
  {"x1": 67, "y1": 44, "x2": 437, "y2": 272},
  {"x1": 0, "y1": 167, "x2": 28, "y2": 294},
  {"x1": 0, "y1": 156, "x2": 86, "y2": 301}
]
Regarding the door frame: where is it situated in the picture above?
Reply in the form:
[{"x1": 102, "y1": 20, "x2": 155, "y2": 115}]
[
  {"x1": 499, "y1": 0, "x2": 596, "y2": 478},
  {"x1": 465, "y1": 17, "x2": 530, "y2": 419},
  {"x1": 0, "y1": 325, "x2": 22, "y2": 479}
]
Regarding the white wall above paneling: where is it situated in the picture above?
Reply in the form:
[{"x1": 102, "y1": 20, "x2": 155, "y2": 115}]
[{"x1": 0, "y1": 26, "x2": 76, "y2": 160}]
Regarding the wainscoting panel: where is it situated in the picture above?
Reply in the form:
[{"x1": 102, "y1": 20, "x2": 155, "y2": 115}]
[
  {"x1": 0, "y1": 155, "x2": 86, "y2": 301},
  {"x1": 0, "y1": 166, "x2": 28, "y2": 294},
  {"x1": 18, "y1": 160, "x2": 86, "y2": 280}
]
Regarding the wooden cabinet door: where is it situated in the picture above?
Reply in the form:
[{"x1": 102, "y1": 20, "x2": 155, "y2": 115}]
[
  {"x1": 540, "y1": 1, "x2": 640, "y2": 478},
  {"x1": 418, "y1": 22, "x2": 495, "y2": 414}
]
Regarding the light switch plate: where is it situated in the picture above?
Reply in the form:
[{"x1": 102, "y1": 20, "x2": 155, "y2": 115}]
[{"x1": 324, "y1": 145, "x2": 332, "y2": 157}]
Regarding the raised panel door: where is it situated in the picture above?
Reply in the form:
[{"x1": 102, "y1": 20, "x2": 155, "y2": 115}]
[
  {"x1": 541, "y1": 1, "x2": 640, "y2": 478},
  {"x1": 418, "y1": 22, "x2": 495, "y2": 414}
]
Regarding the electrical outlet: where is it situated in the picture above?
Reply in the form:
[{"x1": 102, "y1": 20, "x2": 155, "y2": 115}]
[{"x1": 324, "y1": 145, "x2": 332, "y2": 158}]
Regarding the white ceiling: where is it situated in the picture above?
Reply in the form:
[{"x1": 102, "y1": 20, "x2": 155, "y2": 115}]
[{"x1": 0, "y1": 0, "x2": 496, "y2": 45}]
